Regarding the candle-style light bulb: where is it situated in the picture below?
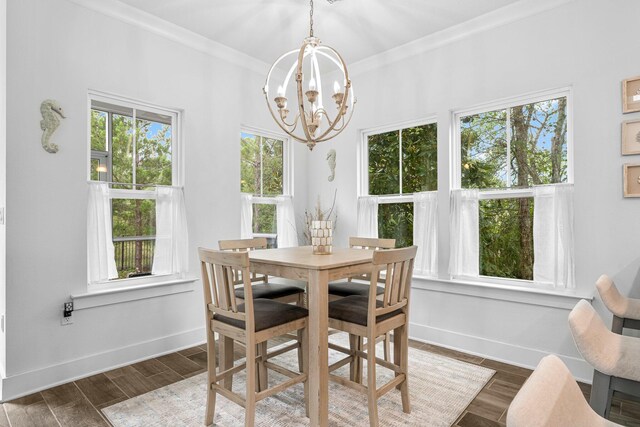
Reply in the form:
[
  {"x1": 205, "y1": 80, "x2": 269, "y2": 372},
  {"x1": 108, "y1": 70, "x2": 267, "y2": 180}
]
[
  {"x1": 333, "y1": 81, "x2": 341, "y2": 94},
  {"x1": 309, "y1": 77, "x2": 316, "y2": 91},
  {"x1": 277, "y1": 85, "x2": 285, "y2": 97}
]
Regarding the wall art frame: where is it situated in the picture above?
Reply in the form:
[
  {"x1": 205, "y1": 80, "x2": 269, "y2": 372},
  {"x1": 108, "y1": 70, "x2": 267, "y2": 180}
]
[
  {"x1": 623, "y1": 163, "x2": 640, "y2": 197},
  {"x1": 623, "y1": 76, "x2": 640, "y2": 114}
]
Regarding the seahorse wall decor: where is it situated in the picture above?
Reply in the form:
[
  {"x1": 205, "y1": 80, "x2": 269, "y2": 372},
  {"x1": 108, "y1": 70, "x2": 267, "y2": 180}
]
[
  {"x1": 327, "y1": 149, "x2": 336, "y2": 182},
  {"x1": 40, "y1": 99, "x2": 66, "y2": 153}
]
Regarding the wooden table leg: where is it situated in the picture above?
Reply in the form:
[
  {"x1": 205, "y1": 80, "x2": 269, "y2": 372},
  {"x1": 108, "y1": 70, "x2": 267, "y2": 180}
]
[{"x1": 308, "y1": 269, "x2": 329, "y2": 427}]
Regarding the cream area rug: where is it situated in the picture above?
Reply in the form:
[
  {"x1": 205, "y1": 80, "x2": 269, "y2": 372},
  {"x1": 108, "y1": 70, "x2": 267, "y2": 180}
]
[{"x1": 103, "y1": 336, "x2": 494, "y2": 427}]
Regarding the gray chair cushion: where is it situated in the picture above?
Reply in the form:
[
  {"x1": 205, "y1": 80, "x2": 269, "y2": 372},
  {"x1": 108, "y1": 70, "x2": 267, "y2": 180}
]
[
  {"x1": 214, "y1": 299, "x2": 308, "y2": 332},
  {"x1": 235, "y1": 283, "x2": 304, "y2": 300},
  {"x1": 328, "y1": 295, "x2": 402, "y2": 327},
  {"x1": 328, "y1": 281, "x2": 384, "y2": 297}
]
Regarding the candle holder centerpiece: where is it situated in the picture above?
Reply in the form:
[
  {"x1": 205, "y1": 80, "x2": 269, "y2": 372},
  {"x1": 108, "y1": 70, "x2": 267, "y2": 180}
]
[{"x1": 311, "y1": 220, "x2": 333, "y2": 255}]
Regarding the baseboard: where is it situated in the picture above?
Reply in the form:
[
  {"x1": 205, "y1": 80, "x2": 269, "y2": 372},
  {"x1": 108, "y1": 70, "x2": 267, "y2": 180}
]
[
  {"x1": 410, "y1": 322, "x2": 593, "y2": 383},
  {"x1": 1, "y1": 327, "x2": 206, "y2": 402}
]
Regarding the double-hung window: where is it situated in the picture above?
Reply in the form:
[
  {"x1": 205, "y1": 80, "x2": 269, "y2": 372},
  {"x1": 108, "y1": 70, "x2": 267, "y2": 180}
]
[
  {"x1": 360, "y1": 121, "x2": 438, "y2": 249},
  {"x1": 452, "y1": 89, "x2": 573, "y2": 287},
  {"x1": 88, "y1": 92, "x2": 186, "y2": 285},
  {"x1": 240, "y1": 129, "x2": 293, "y2": 248}
]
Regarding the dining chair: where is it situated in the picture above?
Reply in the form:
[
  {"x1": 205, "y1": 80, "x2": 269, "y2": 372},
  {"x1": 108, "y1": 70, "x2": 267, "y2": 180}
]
[
  {"x1": 199, "y1": 248, "x2": 309, "y2": 427},
  {"x1": 327, "y1": 245, "x2": 417, "y2": 427},
  {"x1": 568, "y1": 299, "x2": 640, "y2": 418},
  {"x1": 328, "y1": 236, "x2": 396, "y2": 376},
  {"x1": 595, "y1": 274, "x2": 640, "y2": 334},
  {"x1": 219, "y1": 237, "x2": 306, "y2": 386},
  {"x1": 507, "y1": 354, "x2": 622, "y2": 427}
]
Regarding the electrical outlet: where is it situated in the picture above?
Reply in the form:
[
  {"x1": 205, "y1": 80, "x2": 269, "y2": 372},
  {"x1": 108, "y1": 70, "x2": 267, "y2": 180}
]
[{"x1": 61, "y1": 313, "x2": 73, "y2": 325}]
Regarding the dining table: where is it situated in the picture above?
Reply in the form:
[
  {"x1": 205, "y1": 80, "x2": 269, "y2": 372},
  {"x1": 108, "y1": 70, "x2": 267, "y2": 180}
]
[{"x1": 248, "y1": 245, "x2": 375, "y2": 427}]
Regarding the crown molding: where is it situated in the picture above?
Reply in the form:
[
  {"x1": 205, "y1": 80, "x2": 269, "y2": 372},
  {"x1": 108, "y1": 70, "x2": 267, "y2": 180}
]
[
  {"x1": 349, "y1": 0, "x2": 576, "y2": 76},
  {"x1": 66, "y1": 0, "x2": 269, "y2": 73}
]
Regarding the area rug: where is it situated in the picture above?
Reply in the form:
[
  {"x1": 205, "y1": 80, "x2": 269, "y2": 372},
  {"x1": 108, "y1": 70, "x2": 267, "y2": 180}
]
[{"x1": 102, "y1": 337, "x2": 494, "y2": 427}]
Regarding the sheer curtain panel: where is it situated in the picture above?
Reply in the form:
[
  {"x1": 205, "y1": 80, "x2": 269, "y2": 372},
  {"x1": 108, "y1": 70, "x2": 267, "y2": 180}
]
[
  {"x1": 413, "y1": 191, "x2": 438, "y2": 276},
  {"x1": 533, "y1": 184, "x2": 575, "y2": 289},
  {"x1": 449, "y1": 189, "x2": 479, "y2": 278},
  {"x1": 152, "y1": 187, "x2": 189, "y2": 276},
  {"x1": 87, "y1": 182, "x2": 118, "y2": 283},
  {"x1": 276, "y1": 195, "x2": 298, "y2": 248},
  {"x1": 356, "y1": 196, "x2": 379, "y2": 238},
  {"x1": 240, "y1": 193, "x2": 253, "y2": 239}
]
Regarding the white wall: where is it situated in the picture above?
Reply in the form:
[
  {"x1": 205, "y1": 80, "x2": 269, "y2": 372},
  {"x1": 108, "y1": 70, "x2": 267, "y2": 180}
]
[
  {"x1": 306, "y1": 0, "x2": 640, "y2": 381},
  {"x1": 0, "y1": 0, "x2": 7, "y2": 388},
  {"x1": 2, "y1": 0, "x2": 306, "y2": 400}
]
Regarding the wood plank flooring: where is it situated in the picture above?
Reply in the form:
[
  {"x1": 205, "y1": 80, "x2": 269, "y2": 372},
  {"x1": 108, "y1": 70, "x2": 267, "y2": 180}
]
[{"x1": 2, "y1": 339, "x2": 639, "y2": 427}]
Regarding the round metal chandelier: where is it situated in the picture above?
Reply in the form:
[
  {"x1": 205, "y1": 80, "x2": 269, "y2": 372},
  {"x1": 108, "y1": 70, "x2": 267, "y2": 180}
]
[{"x1": 263, "y1": 0, "x2": 356, "y2": 151}]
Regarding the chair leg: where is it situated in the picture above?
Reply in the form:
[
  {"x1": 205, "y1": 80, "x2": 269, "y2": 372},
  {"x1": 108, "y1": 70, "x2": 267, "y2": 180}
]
[
  {"x1": 349, "y1": 334, "x2": 358, "y2": 382},
  {"x1": 302, "y1": 325, "x2": 310, "y2": 418},
  {"x1": 394, "y1": 328, "x2": 401, "y2": 391},
  {"x1": 612, "y1": 315, "x2": 624, "y2": 334},
  {"x1": 590, "y1": 369, "x2": 613, "y2": 417},
  {"x1": 398, "y1": 325, "x2": 410, "y2": 413},
  {"x1": 245, "y1": 340, "x2": 257, "y2": 427},
  {"x1": 257, "y1": 342, "x2": 268, "y2": 392},
  {"x1": 205, "y1": 329, "x2": 217, "y2": 426},
  {"x1": 220, "y1": 336, "x2": 234, "y2": 390},
  {"x1": 367, "y1": 334, "x2": 379, "y2": 427},
  {"x1": 383, "y1": 332, "x2": 391, "y2": 363}
]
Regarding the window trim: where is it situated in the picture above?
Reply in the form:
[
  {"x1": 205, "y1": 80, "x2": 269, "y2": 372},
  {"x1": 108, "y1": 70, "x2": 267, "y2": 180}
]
[
  {"x1": 358, "y1": 116, "x2": 438, "y2": 198},
  {"x1": 86, "y1": 90, "x2": 184, "y2": 291},
  {"x1": 450, "y1": 87, "x2": 574, "y2": 285}
]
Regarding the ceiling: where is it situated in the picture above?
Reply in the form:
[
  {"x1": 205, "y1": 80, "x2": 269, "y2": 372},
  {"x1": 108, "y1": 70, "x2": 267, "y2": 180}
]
[{"x1": 115, "y1": 0, "x2": 516, "y2": 64}]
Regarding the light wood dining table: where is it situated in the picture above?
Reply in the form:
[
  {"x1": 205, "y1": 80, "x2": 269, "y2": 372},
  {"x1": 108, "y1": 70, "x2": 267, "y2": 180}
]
[{"x1": 249, "y1": 246, "x2": 374, "y2": 427}]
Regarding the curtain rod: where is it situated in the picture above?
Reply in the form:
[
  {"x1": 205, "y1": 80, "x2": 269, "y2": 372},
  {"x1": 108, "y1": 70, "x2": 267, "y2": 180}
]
[{"x1": 87, "y1": 181, "x2": 182, "y2": 189}]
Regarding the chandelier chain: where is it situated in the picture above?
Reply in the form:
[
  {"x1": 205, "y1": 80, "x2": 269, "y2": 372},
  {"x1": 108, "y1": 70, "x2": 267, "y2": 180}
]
[{"x1": 309, "y1": 0, "x2": 314, "y2": 37}]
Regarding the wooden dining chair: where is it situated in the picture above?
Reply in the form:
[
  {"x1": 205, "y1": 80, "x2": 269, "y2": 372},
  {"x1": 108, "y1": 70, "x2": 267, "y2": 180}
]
[
  {"x1": 328, "y1": 236, "x2": 396, "y2": 375},
  {"x1": 327, "y1": 246, "x2": 417, "y2": 427},
  {"x1": 199, "y1": 248, "x2": 309, "y2": 427},
  {"x1": 219, "y1": 237, "x2": 305, "y2": 306},
  {"x1": 219, "y1": 238, "x2": 306, "y2": 378}
]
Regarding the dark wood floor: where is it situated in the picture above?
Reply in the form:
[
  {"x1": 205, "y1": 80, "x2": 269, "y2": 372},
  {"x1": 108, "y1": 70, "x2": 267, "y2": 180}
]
[{"x1": 1, "y1": 339, "x2": 639, "y2": 427}]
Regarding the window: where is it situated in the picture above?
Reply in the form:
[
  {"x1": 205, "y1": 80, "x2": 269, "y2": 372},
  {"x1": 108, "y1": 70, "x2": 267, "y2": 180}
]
[
  {"x1": 88, "y1": 93, "x2": 180, "y2": 281},
  {"x1": 362, "y1": 122, "x2": 437, "y2": 247},
  {"x1": 454, "y1": 90, "x2": 571, "y2": 282},
  {"x1": 240, "y1": 129, "x2": 291, "y2": 248}
]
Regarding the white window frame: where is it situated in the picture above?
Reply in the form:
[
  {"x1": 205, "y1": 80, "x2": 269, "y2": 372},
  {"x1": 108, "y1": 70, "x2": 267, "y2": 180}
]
[
  {"x1": 241, "y1": 126, "x2": 293, "y2": 243},
  {"x1": 358, "y1": 117, "x2": 437, "y2": 211},
  {"x1": 87, "y1": 90, "x2": 184, "y2": 291},
  {"x1": 451, "y1": 87, "x2": 573, "y2": 286}
]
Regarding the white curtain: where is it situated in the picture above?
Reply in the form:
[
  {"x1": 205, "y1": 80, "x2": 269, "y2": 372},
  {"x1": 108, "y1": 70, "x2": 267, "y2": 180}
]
[
  {"x1": 87, "y1": 182, "x2": 117, "y2": 283},
  {"x1": 357, "y1": 196, "x2": 379, "y2": 238},
  {"x1": 276, "y1": 195, "x2": 298, "y2": 248},
  {"x1": 449, "y1": 189, "x2": 479, "y2": 278},
  {"x1": 240, "y1": 193, "x2": 253, "y2": 239},
  {"x1": 413, "y1": 191, "x2": 438, "y2": 277},
  {"x1": 152, "y1": 187, "x2": 189, "y2": 276},
  {"x1": 533, "y1": 184, "x2": 575, "y2": 289}
]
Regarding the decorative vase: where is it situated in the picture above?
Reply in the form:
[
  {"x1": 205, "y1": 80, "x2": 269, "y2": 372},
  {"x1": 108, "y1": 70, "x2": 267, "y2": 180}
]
[{"x1": 311, "y1": 220, "x2": 333, "y2": 255}]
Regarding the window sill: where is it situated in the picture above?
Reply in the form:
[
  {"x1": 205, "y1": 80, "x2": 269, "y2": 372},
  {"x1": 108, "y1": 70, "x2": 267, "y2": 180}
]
[
  {"x1": 71, "y1": 277, "x2": 198, "y2": 310},
  {"x1": 411, "y1": 275, "x2": 593, "y2": 309}
]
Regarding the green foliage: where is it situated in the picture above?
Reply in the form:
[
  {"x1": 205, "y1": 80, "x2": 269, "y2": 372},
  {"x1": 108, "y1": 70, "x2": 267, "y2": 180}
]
[
  {"x1": 368, "y1": 124, "x2": 437, "y2": 248},
  {"x1": 91, "y1": 110, "x2": 107, "y2": 151},
  {"x1": 378, "y1": 203, "x2": 413, "y2": 248}
]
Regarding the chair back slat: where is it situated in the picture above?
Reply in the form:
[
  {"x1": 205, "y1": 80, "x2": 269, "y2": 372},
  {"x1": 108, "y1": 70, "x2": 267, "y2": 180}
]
[
  {"x1": 369, "y1": 246, "x2": 417, "y2": 319},
  {"x1": 199, "y1": 247, "x2": 254, "y2": 326}
]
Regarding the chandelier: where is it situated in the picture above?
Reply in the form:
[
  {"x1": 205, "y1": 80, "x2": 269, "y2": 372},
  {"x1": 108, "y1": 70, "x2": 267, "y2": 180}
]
[{"x1": 263, "y1": 0, "x2": 356, "y2": 151}]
